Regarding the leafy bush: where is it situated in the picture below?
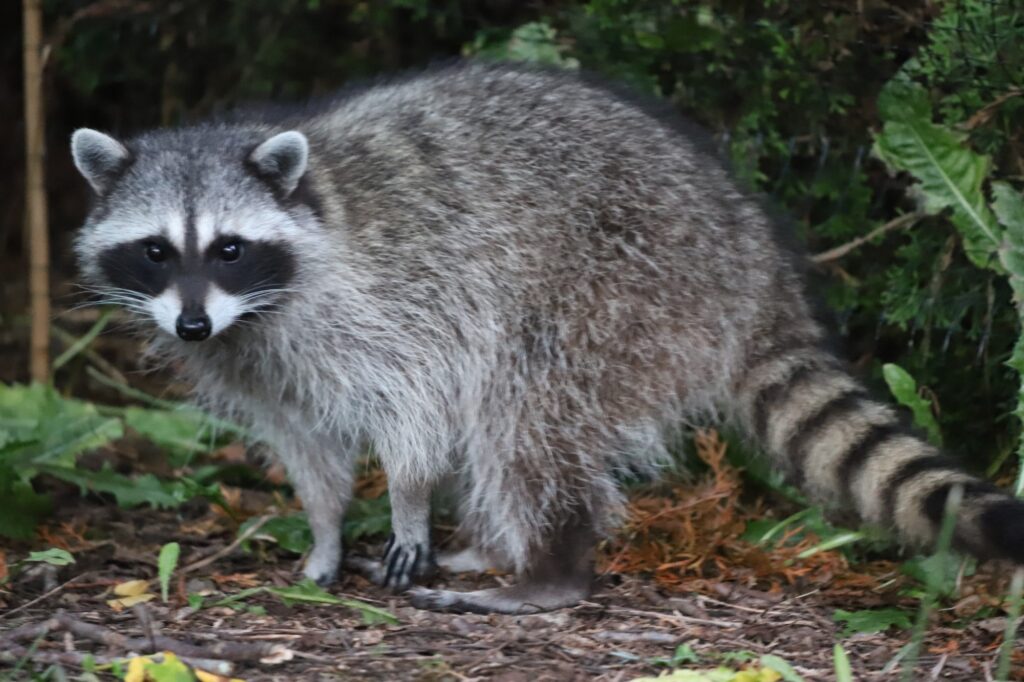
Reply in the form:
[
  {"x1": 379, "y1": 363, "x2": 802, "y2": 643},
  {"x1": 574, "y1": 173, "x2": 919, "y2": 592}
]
[
  {"x1": 0, "y1": 383, "x2": 232, "y2": 539},
  {"x1": 9, "y1": 0, "x2": 1022, "y2": 543}
]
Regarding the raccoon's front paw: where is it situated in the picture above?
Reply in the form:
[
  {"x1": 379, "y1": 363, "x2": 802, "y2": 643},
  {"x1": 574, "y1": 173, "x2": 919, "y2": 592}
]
[
  {"x1": 380, "y1": 533, "x2": 436, "y2": 592},
  {"x1": 303, "y1": 546, "x2": 341, "y2": 587}
]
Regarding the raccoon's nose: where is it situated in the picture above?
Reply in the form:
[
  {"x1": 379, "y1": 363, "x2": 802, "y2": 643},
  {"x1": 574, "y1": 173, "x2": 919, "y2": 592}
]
[{"x1": 176, "y1": 313, "x2": 211, "y2": 341}]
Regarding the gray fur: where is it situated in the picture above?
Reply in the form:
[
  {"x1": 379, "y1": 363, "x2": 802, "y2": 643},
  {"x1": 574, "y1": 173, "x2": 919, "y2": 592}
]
[{"x1": 72, "y1": 61, "x2": 1024, "y2": 613}]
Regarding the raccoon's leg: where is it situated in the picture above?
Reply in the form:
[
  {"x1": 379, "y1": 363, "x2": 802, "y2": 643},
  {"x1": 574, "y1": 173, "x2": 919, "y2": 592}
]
[
  {"x1": 275, "y1": 438, "x2": 357, "y2": 586},
  {"x1": 409, "y1": 511, "x2": 595, "y2": 614},
  {"x1": 346, "y1": 478, "x2": 437, "y2": 591}
]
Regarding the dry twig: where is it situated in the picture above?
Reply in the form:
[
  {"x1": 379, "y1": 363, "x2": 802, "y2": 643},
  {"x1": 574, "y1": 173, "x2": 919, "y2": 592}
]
[
  {"x1": 182, "y1": 514, "x2": 274, "y2": 574},
  {"x1": 811, "y1": 212, "x2": 923, "y2": 264},
  {"x1": 0, "y1": 609, "x2": 291, "y2": 669}
]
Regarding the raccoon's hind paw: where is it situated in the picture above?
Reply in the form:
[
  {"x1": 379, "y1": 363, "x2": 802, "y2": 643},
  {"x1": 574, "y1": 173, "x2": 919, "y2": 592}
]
[
  {"x1": 380, "y1": 533, "x2": 436, "y2": 591},
  {"x1": 407, "y1": 586, "x2": 471, "y2": 612}
]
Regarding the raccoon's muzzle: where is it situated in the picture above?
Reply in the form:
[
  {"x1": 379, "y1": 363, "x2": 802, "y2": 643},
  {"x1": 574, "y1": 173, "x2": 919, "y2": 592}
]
[{"x1": 176, "y1": 311, "x2": 212, "y2": 341}]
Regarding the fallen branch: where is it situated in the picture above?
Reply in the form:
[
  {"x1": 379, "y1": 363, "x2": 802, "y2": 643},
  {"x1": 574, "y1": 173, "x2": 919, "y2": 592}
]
[
  {"x1": 0, "y1": 609, "x2": 292, "y2": 669},
  {"x1": 0, "y1": 574, "x2": 89, "y2": 620},
  {"x1": 811, "y1": 212, "x2": 923, "y2": 264}
]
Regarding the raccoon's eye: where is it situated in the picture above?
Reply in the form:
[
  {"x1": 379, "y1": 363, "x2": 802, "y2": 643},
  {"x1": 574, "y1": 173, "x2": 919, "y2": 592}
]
[
  {"x1": 219, "y1": 241, "x2": 243, "y2": 263},
  {"x1": 144, "y1": 243, "x2": 167, "y2": 263}
]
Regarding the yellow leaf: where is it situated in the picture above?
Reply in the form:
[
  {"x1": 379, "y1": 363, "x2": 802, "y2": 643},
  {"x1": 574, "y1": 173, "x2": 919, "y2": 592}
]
[
  {"x1": 124, "y1": 656, "x2": 151, "y2": 682},
  {"x1": 107, "y1": 593, "x2": 157, "y2": 611},
  {"x1": 114, "y1": 579, "x2": 151, "y2": 597}
]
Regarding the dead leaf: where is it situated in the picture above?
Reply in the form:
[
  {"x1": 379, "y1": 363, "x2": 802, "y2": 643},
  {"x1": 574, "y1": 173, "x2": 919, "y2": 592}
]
[
  {"x1": 108, "y1": 593, "x2": 157, "y2": 611},
  {"x1": 259, "y1": 645, "x2": 295, "y2": 665},
  {"x1": 211, "y1": 572, "x2": 262, "y2": 588},
  {"x1": 114, "y1": 579, "x2": 151, "y2": 597}
]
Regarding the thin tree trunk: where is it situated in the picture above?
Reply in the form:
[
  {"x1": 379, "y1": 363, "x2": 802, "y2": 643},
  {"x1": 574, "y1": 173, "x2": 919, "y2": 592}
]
[{"x1": 22, "y1": 0, "x2": 50, "y2": 383}]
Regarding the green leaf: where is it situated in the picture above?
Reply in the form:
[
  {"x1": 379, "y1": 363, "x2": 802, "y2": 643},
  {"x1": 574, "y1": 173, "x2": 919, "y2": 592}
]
[
  {"x1": 158, "y1": 542, "x2": 180, "y2": 603},
  {"x1": 759, "y1": 655, "x2": 806, "y2": 682},
  {"x1": 469, "y1": 22, "x2": 579, "y2": 69},
  {"x1": 994, "y1": 182, "x2": 1024, "y2": 240},
  {"x1": 833, "y1": 644, "x2": 853, "y2": 682},
  {"x1": 27, "y1": 548, "x2": 75, "y2": 567},
  {"x1": 796, "y1": 530, "x2": 867, "y2": 559},
  {"x1": 265, "y1": 580, "x2": 399, "y2": 624},
  {"x1": 241, "y1": 513, "x2": 312, "y2": 554},
  {"x1": 882, "y1": 363, "x2": 943, "y2": 446},
  {"x1": 123, "y1": 408, "x2": 210, "y2": 460},
  {"x1": 39, "y1": 464, "x2": 208, "y2": 509},
  {"x1": 873, "y1": 79, "x2": 1001, "y2": 270},
  {"x1": 671, "y1": 643, "x2": 700, "y2": 665},
  {"x1": 343, "y1": 495, "x2": 392, "y2": 543},
  {"x1": 0, "y1": 383, "x2": 123, "y2": 475},
  {"x1": 142, "y1": 653, "x2": 195, "y2": 682},
  {"x1": 0, "y1": 475, "x2": 51, "y2": 540},
  {"x1": 833, "y1": 607, "x2": 912, "y2": 636}
]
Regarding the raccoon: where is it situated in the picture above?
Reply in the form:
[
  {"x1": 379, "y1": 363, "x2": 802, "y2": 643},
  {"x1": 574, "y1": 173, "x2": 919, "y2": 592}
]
[{"x1": 71, "y1": 61, "x2": 1024, "y2": 614}]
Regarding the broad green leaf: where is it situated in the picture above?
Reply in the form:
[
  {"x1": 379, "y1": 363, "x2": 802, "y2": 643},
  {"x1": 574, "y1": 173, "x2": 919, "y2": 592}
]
[
  {"x1": 882, "y1": 364, "x2": 942, "y2": 445},
  {"x1": 158, "y1": 542, "x2": 180, "y2": 602},
  {"x1": 994, "y1": 182, "x2": 1024, "y2": 240},
  {"x1": 123, "y1": 407, "x2": 218, "y2": 466},
  {"x1": 39, "y1": 464, "x2": 207, "y2": 509},
  {"x1": 873, "y1": 79, "x2": 1001, "y2": 270},
  {"x1": 0, "y1": 383, "x2": 123, "y2": 475},
  {"x1": 833, "y1": 607, "x2": 912, "y2": 636},
  {"x1": 876, "y1": 76, "x2": 931, "y2": 123},
  {"x1": 27, "y1": 548, "x2": 76, "y2": 566}
]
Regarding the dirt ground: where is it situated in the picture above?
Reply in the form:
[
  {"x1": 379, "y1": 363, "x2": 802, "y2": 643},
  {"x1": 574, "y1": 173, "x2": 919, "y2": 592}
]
[{"x1": 2, "y1": 494, "x2": 1022, "y2": 682}]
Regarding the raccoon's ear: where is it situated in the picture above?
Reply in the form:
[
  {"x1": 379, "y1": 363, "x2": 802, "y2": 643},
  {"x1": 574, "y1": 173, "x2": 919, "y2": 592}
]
[
  {"x1": 248, "y1": 131, "x2": 309, "y2": 197},
  {"x1": 71, "y1": 128, "x2": 131, "y2": 196}
]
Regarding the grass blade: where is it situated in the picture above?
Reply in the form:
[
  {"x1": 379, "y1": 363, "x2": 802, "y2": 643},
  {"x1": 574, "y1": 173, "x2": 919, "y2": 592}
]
[
  {"x1": 995, "y1": 568, "x2": 1024, "y2": 682},
  {"x1": 834, "y1": 643, "x2": 853, "y2": 682},
  {"x1": 900, "y1": 484, "x2": 963, "y2": 681},
  {"x1": 51, "y1": 308, "x2": 115, "y2": 371}
]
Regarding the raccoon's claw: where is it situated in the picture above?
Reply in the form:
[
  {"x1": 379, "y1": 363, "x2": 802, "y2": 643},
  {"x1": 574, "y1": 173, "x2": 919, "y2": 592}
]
[{"x1": 380, "y1": 533, "x2": 436, "y2": 592}]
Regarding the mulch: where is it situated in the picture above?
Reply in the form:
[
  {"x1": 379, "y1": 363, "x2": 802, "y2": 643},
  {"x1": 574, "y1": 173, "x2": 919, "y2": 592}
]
[{"x1": 1, "y1": 496, "x2": 1021, "y2": 681}]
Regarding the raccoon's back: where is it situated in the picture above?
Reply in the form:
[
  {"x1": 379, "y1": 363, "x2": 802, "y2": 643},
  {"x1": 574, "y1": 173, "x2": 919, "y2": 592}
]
[{"x1": 300, "y1": 63, "x2": 793, "y2": 375}]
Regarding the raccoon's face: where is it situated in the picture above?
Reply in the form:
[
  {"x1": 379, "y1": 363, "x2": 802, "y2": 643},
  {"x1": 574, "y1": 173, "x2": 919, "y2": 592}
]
[{"x1": 71, "y1": 127, "x2": 314, "y2": 341}]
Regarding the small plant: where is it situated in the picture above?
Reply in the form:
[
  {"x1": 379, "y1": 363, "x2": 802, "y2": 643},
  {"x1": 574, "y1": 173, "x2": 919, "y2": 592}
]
[{"x1": 157, "y1": 542, "x2": 180, "y2": 603}]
